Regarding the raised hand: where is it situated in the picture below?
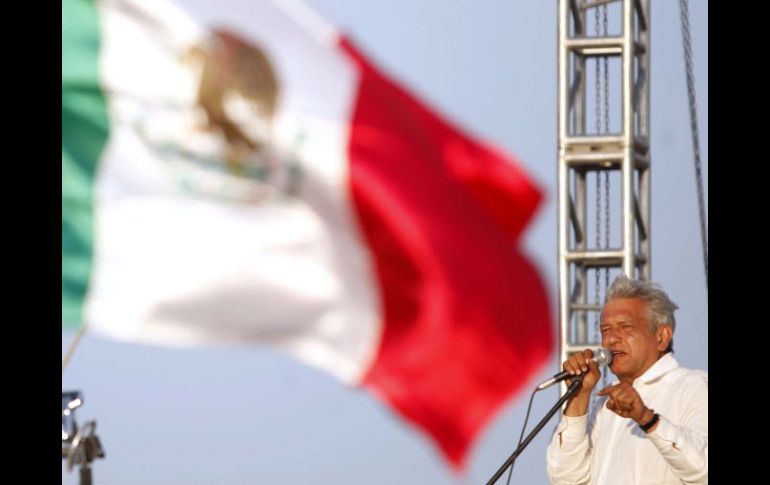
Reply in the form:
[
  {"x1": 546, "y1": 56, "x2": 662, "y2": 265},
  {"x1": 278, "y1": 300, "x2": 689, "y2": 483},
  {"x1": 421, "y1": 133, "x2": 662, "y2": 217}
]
[
  {"x1": 596, "y1": 383, "x2": 654, "y2": 426},
  {"x1": 562, "y1": 349, "x2": 602, "y2": 395},
  {"x1": 562, "y1": 349, "x2": 602, "y2": 416}
]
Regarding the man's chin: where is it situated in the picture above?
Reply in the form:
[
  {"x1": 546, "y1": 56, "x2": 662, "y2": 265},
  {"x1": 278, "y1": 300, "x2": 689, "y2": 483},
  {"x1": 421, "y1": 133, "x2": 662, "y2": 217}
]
[{"x1": 608, "y1": 363, "x2": 627, "y2": 379}]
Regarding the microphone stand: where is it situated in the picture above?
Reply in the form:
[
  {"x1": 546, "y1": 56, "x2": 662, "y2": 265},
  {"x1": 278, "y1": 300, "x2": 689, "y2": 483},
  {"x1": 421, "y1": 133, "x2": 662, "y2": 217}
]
[{"x1": 485, "y1": 378, "x2": 584, "y2": 485}]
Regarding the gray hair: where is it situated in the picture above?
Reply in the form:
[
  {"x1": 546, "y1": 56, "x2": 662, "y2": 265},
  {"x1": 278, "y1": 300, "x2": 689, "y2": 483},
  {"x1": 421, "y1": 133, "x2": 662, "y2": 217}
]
[{"x1": 605, "y1": 275, "x2": 678, "y2": 353}]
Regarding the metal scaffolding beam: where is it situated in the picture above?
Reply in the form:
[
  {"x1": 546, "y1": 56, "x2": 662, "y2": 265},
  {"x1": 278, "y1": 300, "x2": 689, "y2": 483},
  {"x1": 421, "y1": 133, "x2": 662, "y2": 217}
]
[{"x1": 557, "y1": 0, "x2": 651, "y2": 377}]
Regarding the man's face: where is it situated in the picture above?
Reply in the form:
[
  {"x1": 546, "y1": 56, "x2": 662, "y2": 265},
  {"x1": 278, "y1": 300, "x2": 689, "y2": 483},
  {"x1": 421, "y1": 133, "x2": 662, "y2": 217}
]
[{"x1": 600, "y1": 297, "x2": 663, "y2": 383}]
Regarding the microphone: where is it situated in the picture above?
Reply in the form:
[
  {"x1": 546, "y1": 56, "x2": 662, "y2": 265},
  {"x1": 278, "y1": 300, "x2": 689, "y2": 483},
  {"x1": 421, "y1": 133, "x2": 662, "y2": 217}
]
[{"x1": 536, "y1": 348, "x2": 613, "y2": 391}]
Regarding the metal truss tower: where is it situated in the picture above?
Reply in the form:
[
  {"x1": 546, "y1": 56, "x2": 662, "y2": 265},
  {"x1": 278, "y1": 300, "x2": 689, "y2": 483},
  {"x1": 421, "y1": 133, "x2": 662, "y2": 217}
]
[{"x1": 557, "y1": 0, "x2": 651, "y2": 371}]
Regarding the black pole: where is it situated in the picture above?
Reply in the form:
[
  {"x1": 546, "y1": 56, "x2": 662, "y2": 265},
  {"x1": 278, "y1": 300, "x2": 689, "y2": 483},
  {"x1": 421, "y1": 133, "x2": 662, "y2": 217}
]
[
  {"x1": 79, "y1": 464, "x2": 92, "y2": 485},
  {"x1": 485, "y1": 378, "x2": 584, "y2": 485}
]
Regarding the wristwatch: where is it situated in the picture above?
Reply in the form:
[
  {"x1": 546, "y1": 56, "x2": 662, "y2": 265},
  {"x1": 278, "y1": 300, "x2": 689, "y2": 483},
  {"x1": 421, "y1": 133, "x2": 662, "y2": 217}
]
[{"x1": 639, "y1": 411, "x2": 660, "y2": 432}]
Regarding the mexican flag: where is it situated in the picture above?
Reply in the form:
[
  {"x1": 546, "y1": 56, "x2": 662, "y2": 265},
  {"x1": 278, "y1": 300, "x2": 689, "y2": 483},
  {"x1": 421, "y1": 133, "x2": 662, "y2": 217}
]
[{"x1": 62, "y1": 0, "x2": 553, "y2": 468}]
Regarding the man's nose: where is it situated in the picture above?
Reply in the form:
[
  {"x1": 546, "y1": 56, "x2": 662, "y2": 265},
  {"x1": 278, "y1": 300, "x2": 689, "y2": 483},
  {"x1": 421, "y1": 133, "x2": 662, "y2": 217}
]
[{"x1": 602, "y1": 329, "x2": 620, "y2": 345}]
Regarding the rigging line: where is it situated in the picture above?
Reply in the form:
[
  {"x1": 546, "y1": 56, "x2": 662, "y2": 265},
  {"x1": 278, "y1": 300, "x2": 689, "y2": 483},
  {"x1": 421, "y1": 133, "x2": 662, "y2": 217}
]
[{"x1": 678, "y1": 0, "x2": 708, "y2": 291}]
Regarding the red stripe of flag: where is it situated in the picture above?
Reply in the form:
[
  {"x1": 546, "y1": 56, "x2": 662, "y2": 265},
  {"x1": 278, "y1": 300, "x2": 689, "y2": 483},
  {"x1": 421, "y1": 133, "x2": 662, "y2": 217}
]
[{"x1": 339, "y1": 38, "x2": 553, "y2": 469}]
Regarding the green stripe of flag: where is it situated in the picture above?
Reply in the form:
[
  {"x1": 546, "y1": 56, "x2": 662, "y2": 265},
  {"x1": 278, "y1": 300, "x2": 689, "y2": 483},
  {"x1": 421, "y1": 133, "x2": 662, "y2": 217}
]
[{"x1": 62, "y1": 0, "x2": 110, "y2": 327}]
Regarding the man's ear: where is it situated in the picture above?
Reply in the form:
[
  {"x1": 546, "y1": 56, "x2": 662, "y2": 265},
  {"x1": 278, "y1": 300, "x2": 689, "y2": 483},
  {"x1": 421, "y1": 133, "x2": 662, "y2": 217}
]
[{"x1": 656, "y1": 325, "x2": 673, "y2": 352}]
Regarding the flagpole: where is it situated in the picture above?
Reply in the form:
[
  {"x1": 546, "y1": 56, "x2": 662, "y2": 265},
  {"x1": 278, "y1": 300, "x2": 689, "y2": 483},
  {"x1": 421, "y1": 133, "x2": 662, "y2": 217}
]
[{"x1": 62, "y1": 324, "x2": 88, "y2": 374}]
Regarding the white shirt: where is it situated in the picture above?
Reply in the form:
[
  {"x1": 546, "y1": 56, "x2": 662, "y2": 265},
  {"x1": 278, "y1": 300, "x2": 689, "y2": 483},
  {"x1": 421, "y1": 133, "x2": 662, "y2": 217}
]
[{"x1": 546, "y1": 353, "x2": 708, "y2": 484}]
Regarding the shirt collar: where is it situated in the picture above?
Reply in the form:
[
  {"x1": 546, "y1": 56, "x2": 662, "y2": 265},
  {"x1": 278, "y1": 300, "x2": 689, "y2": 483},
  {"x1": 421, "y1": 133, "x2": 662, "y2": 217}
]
[{"x1": 635, "y1": 352, "x2": 679, "y2": 385}]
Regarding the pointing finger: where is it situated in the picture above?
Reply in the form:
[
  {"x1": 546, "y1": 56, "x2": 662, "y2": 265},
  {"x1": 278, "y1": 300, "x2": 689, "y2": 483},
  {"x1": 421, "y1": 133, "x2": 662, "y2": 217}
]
[{"x1": 597, "y1": 384, "x2": 619, "y2": 396}]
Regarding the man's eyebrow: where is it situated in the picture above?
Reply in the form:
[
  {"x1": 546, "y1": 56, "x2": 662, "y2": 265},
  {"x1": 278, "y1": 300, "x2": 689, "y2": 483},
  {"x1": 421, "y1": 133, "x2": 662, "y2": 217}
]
[{"x1": 600, "y1": 316, "x2": 635, "y2": 326}]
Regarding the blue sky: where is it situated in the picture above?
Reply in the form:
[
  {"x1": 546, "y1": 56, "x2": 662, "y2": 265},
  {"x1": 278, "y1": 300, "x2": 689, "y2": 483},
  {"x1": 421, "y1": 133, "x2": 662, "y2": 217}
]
[{"x1": 62, "y1": 1, "x2": 707, "y2": 483}]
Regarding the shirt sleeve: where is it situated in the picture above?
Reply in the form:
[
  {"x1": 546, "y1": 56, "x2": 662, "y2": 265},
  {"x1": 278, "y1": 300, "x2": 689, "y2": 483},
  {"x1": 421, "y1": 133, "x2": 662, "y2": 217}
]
[
  {"x1": 546, "y1": 414, "x2": 592, "y2": 485},
  {"x1": 646, "y1": 372, "x2": 708, "y2": 484}
]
